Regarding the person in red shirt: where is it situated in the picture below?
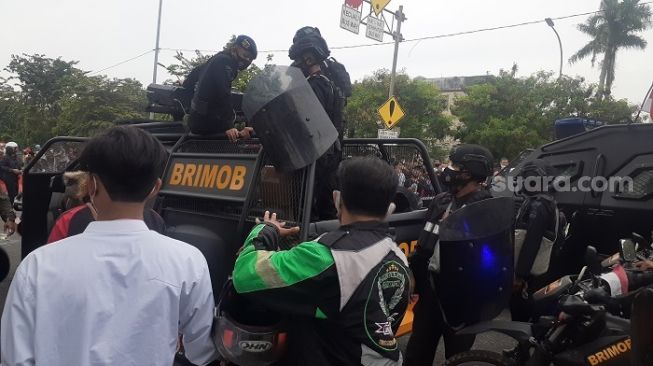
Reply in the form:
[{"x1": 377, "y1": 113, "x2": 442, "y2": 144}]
[{"x1": 47, "y1": 171, "x2": 165, "y2": 243}]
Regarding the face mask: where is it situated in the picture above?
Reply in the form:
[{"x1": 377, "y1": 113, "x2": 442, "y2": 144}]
[
  {"x1": 441, "y1": 167, "x2": 466, "y2": 187},
  {"x1": 334, "y1": 190, "x2": 342, "y2": 218}
]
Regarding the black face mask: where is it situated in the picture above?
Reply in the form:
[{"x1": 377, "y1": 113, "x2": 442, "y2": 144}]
[
  {"x1": 441, "y1": 167, "x2": 472, "y2": 193},
  {"x1": 441, "y1": 167, "x2": 462, "y2": 185}
]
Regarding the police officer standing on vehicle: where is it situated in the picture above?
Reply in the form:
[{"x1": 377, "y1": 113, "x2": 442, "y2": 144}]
[
  {"x1": 185, "y1": 35, "x2": 257, "y2": 141},
  {"x1": 405, "y1": 144, "x2": 495, "y2": 365},
  {"x1": 230, "y1": 156, "x2": 411, "y2": 366},
  {"x1": 289, "y1": 27, "x2": 344, "y2": 219}
]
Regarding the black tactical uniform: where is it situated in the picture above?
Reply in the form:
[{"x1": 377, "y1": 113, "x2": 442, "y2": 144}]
[
  {"x1": 186, "y1": 35, "x2": 257, "y2": 135},
  {"x1": 289, "y1": 29, "x2": 344, "y2": 220},
  {"x1": 307, "y1": 72, "x2": 341, "y2": 220},
  {"x1": 405, "y1": 144, "x2": 496, "y2": 365},
  {"x1": 406, "y1": 190, "x2": 492, "y2": 364},
  {"x1": 186, "y1": 52, "x2": 239, "y2": 135},
  {"x1": 511, "y1": 160, "x2": 565, "y2": 322}
]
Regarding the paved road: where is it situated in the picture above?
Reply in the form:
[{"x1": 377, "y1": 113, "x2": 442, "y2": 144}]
[{"x1": 0, "y1": 235, "x2": 515, "y2": 365}]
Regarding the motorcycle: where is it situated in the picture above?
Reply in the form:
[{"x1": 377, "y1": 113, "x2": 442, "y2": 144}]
[{"x1": 444, "y1": 237, "x2": 653, "y2": 366}]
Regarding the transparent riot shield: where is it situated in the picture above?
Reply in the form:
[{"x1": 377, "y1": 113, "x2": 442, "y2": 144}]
[
  {"x1": 242, "y1": 65, "x2": 338, "y2": 172},
  {"x1": 434, "y1": 197, "x2": 515, "y2": 327}
]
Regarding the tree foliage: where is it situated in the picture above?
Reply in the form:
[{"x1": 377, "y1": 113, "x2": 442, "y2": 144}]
[
  {"x1": 453, "y1": 66, "x2": 638, "y2": 159},
  {"x1": 570, "y1": 0, "x2": 652, "y2": 98},
  {"x1": 344, "y1": 69, "x2": 452, "y2": 157},
  {"x1": 0, "y1": 54, "x2": 148, "y2": 146}
]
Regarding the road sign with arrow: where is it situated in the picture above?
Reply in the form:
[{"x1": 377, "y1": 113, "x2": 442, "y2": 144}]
[{"x1": 378, "y1": 96, "x2": 405, "y2": 129}]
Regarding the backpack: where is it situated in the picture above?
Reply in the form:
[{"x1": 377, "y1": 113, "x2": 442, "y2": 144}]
[
  {"x1": 514, "y1": 195, "x2": 565, "y2": 276},
  {"x1": 322, "y1": 57, "x2": 352, "y2": 98}
]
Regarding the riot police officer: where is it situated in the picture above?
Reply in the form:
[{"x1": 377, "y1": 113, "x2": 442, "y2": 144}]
[
  {"x1": 289, "y1": 28, "x2": 343, "y2": 219},
  {"x1": 185, "y1": 35, "x2": 257, "y2": 141},
  {"x1": 405, "y1": 144, "x2": 495, "y2": 365},
  {"x1": 512, "y1": 159, "x2": 565, "y2": 322}
]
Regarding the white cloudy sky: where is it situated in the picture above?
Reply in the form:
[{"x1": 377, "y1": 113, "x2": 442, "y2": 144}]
[{"x1": 2, "y1": 0, "x2": 652, "y2": 104}]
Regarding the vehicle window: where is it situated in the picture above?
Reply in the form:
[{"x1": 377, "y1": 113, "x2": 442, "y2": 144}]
[
  {"x1": 28, "y1": 141, "x2": 86, "y2": 174},
  {"x1": 617, "y1": 169, "x2": 653, "y2": 199},
  {"x1": 343, "y1": 143, "x2": 436, "y2": 210}
]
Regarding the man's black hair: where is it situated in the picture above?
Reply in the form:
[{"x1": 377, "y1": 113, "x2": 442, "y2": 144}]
[
  {"x1": 337, "y1": 157, "x2": 398, "y2": 217},
  {"x1": 78, "y1": 126, "x2": 167, "y2": 202}
]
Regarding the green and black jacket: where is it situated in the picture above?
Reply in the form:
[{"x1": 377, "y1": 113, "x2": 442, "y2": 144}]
[{"x1": 233, "y1": 221, "x2": 411, "y2": 366}]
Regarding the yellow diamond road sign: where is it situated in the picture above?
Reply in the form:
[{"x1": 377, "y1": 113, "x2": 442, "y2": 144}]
[
  {"x1": 378, "y1": 96, "x2": 405, "y2": 129},
  {"x1": 371, "y1": 0, "x2": 391, "y2": 16}
]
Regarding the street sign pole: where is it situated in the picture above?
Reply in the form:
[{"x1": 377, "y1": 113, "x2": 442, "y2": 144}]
[
  {"x1": 388, "y1": 5, "x2": 404, "y2": 99},
  {"x1": 150, "y1": 0, "x2": 163, "y2": 120}
]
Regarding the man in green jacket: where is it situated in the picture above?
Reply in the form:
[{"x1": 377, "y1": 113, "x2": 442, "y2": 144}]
[{"x1": 232, "y1": 156, "x2": 411, "y2": 366}]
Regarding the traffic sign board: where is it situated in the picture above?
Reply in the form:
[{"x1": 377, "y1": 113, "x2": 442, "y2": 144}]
[
  {"x1": 378, "y1": 129, "x2": 399, "y2": 139},
  {"x1": 366, "y1": 15, "x2": 384, "y2": 42},
  {"x1": 345, "y1": 0, "x2": 363, "y2": 8},
  {"x1": 340, "y1": 4, "x2": 361, "y2": 34},
  {"x1": 371, "y1": 0, "x2": 391, "y2": 16},
  {"x1": 378, "y1": 96, "x2": 405, "y2": 129}
]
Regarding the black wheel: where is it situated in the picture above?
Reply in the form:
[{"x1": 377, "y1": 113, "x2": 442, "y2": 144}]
[{"x1": 444, "y1": 350, "x2": 514, "y2": 366}]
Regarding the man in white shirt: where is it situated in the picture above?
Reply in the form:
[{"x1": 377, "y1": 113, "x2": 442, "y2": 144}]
[{"x1": 1, "y1": 126, "x2": 218, "y2": 366}]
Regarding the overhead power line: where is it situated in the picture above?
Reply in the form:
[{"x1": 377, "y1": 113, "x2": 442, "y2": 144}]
[{"x1": 89, "y1": 50, "x2": 154, "y2": 75}]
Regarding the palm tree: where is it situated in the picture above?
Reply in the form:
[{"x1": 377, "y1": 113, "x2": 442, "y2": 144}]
[{"x1": 569, "y1": 0, "x2": 652, "y2": 98}]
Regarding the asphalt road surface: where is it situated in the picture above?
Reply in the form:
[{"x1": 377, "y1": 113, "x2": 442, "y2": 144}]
[{"x1": 0, "y1": 235, "x2": 515, "y2": 365}]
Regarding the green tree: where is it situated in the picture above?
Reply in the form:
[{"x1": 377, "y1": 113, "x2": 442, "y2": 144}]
[
  {"x1": 453, "y1": 67, "x2": 637, "y2": 159},
  {"x1": 569, "y1": 0, "x2": 652, "y2": 98},
  {"x1": 344, "y1": 69, "x2": 451, "y2": 157},
  {"x1": 1, "y1": 54, "x2": 148, "y2": 145}
]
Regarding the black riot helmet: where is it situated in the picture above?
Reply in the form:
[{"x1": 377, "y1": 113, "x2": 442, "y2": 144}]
[
  {"x1": 288, "y1": 27, "x2": 331, "y2": 64},
  {"x1": 213, "y1": 280, "x2": 287, "y2": 366},
  {"x1": 235, "y1": 35, "x2": 258, "y2": 60},
  {"x1": 292, "y1": 26, "x2": 322, "y2": 43},
  {"x1": 517, "y1": 159, "x2": 555, "y2": 195},
  {"x1": 449, "y1": 144, "x2": 494, "y2": 180}
]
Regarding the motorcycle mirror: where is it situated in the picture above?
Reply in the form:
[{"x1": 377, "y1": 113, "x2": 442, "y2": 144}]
[{"x1": 620, "y1": 239, "x2": 637, "y2": 263}]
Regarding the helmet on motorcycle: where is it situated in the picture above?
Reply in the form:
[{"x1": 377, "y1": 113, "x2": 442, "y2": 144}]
[
  {"x1": 288, "y1": 28, "x2": 330, "y2": 63},
  {"x1": 213, "y1": 280, "x2": 287, "y2": 366},
  {"x1": 448, "y1": 144, "x2": 494, "y2": 180}
]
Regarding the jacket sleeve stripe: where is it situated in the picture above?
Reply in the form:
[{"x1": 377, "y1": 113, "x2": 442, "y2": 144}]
[{"x1": 255, "y1": 251, "x2": 287, "y2": 288}]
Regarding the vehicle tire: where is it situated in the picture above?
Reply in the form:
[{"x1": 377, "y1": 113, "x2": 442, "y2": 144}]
[{"x1": 444, "y1": 350, "x2": 514, "y2": 366}]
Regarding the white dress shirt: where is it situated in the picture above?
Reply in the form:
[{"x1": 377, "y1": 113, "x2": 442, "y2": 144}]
[{"x1": 1, "y1": 220, "x2": 217, "y2": 366}]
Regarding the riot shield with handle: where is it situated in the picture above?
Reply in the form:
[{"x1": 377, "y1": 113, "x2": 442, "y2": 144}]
[
  {"x1": 434, "y1": 196, "x2": 515, "y2": 327},
  {"x1": 242, "y1": 65, "x2": 338, "y2": 172}
]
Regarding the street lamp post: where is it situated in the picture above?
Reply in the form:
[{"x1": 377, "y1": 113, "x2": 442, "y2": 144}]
[
  {"x1": 150, "y1": 0, "x2": 164, "y2": 119},
  {"x1": 545, "y1": 17, "x2": 563, "y2": 80}
]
